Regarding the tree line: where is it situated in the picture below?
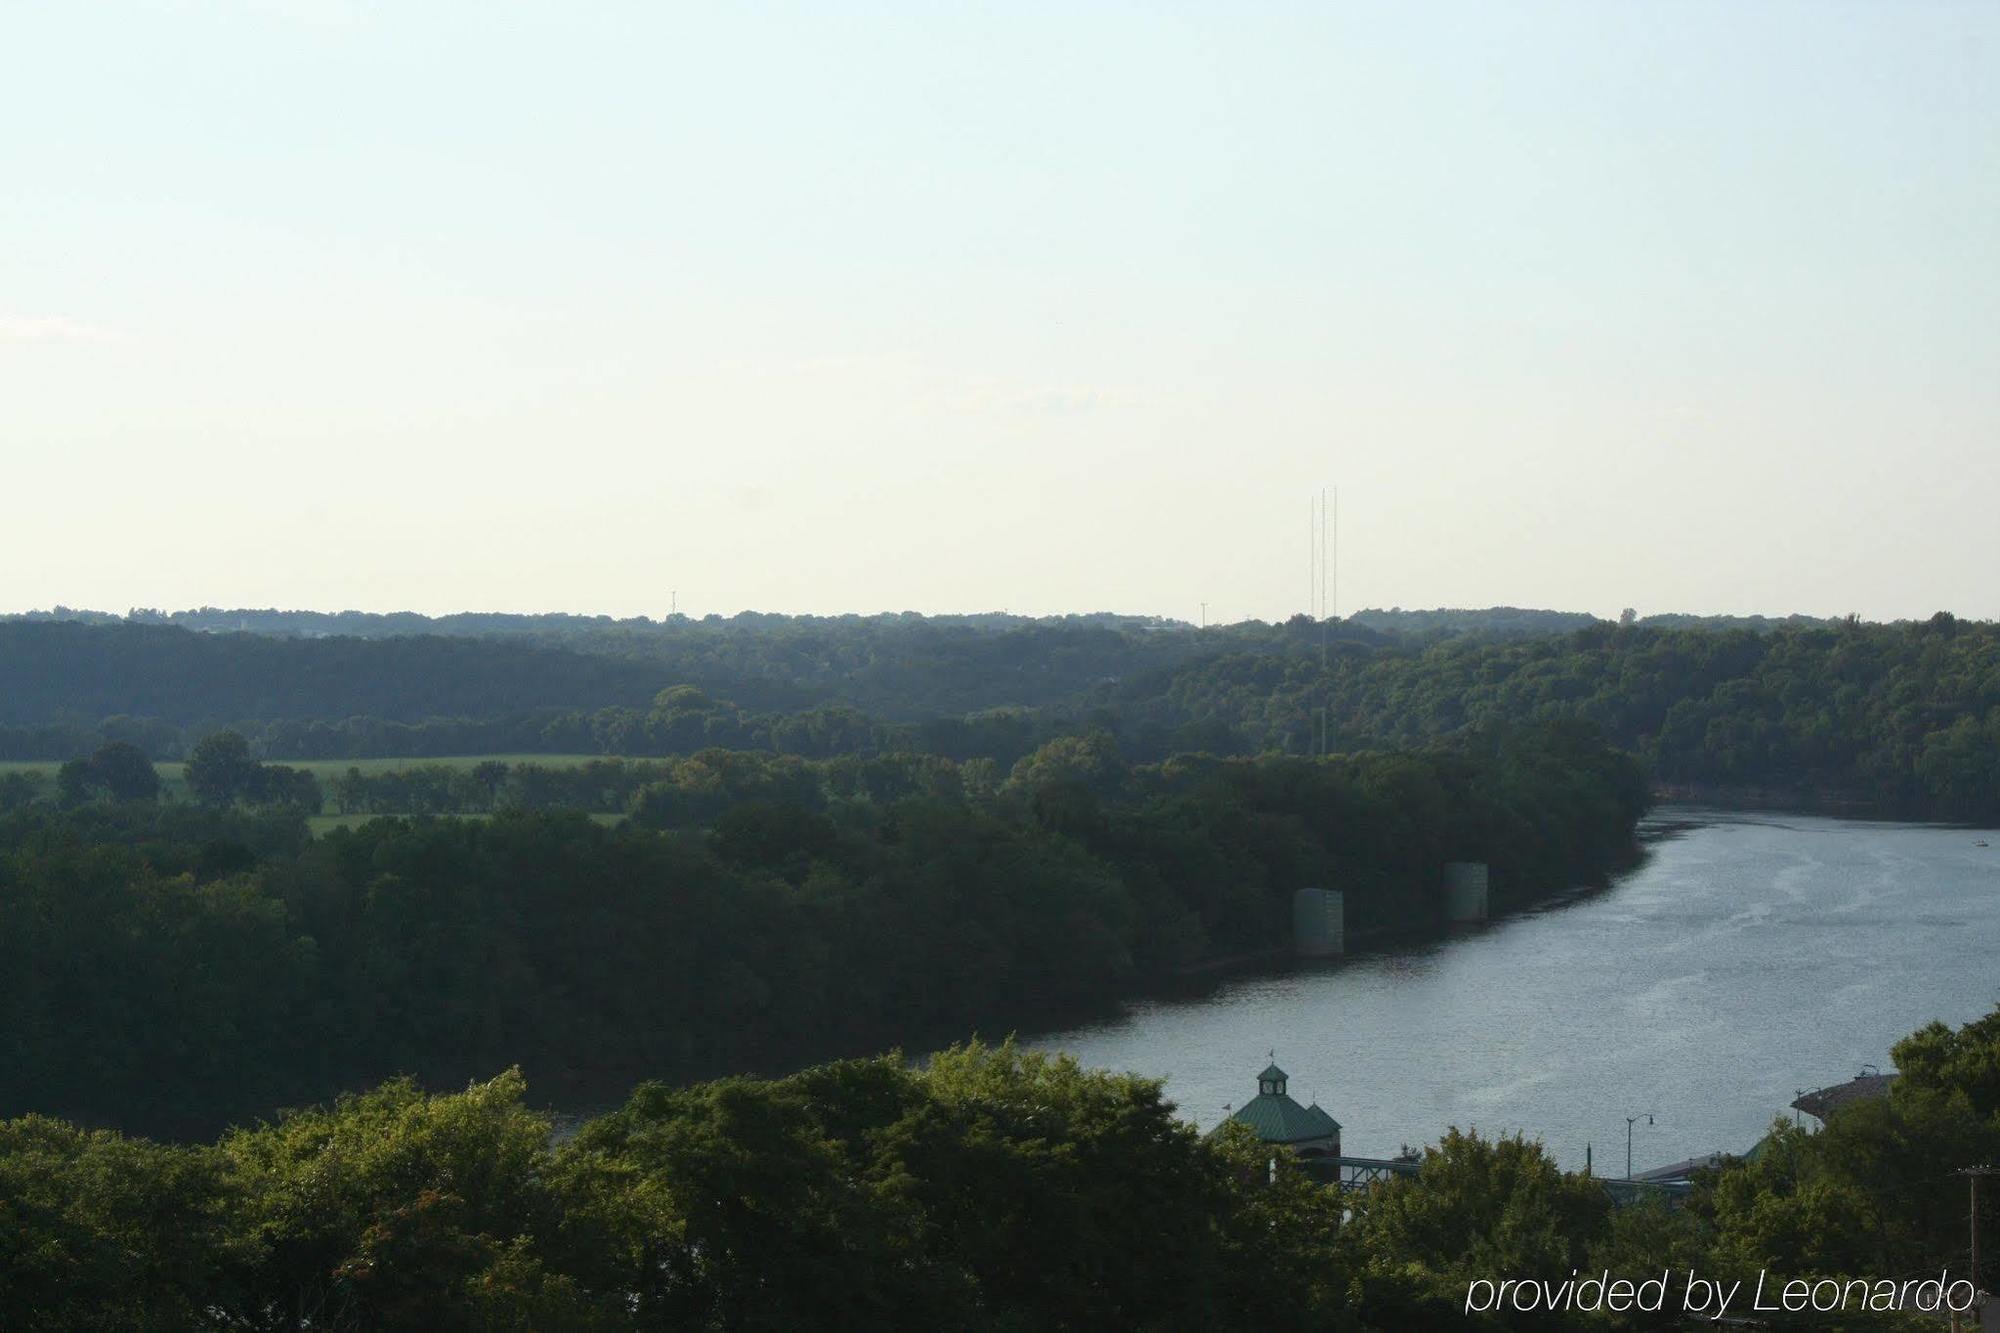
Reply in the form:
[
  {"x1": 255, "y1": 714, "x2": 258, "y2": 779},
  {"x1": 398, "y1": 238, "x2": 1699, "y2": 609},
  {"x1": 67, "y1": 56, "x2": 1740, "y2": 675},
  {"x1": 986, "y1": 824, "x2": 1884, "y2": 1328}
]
[
  {"x1": 0, "y1": 614, "x2": 1260, "y2": 731},
  {"x1": 1, "y1": 736, "x2": 326, "y2": 815},
  {"x1": 0, "y1": 723, "x2": 1645, "y2": 1138},
  {"x1": 10, "y1": 1002, "x2": 2000, "y2": 1330},
  {"x1": 1106, "y1": 614, "x2": 2000, "y2": 818},
  {"x1": 8, "y1": 612, "x2": 1997, "y2": 818}
]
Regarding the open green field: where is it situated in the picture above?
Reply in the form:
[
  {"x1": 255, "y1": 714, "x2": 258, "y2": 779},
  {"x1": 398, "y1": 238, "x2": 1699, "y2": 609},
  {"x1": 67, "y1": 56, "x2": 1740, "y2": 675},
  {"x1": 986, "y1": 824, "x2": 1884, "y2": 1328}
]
[
  {"x1": 258, "y1": 753, "x2": 608, "y2": 779},
  {"x1": 305, "y1": 810, "x2": 627, "y2": 837},
  {"x1": 0, "y1": 761, "x2": 59, "y2": 777}
]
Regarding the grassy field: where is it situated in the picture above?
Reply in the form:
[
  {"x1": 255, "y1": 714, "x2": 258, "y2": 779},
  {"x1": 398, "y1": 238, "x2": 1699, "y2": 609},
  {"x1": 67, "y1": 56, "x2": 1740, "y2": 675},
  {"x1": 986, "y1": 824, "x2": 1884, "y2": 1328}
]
[
  {"x1": 262, "y1": 753, "x2": 608, "y2": 779},
  {"x1": 3, "y1": 755, "x2": 624, "y2": 834},
  {"x1": 305, "y1": 810, "x2": 626, "y2": 837}
]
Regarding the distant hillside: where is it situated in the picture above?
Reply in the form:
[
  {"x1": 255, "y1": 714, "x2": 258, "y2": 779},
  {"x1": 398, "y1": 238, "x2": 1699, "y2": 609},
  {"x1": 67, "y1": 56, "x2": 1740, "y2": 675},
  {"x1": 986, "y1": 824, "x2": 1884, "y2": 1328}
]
[
  {"x1": 1635, "y1": 612, "x2": 1840, "y2": 632},
  {"x1": 7, "y1": 609, "x2": 1997, "y2": 820},
  {"x1": 1100, "y1": 612, "x2": 2000, "y2": 818},
  {"x1": 5, "y1": 605, "x2": 1182, "y2": 640},
  {"x1": 1348, "y1": 606, "x2": 1604, "y2": 636},
  {"x1": 0, "y1": 621, "x2": 668, "y2": 726},
  {"x1": 0, "y1": 609, "x2": 1384, "y2": 723},
  {"x1": 1348, "y1": 606, "x2": 1845, "y2": 637}
]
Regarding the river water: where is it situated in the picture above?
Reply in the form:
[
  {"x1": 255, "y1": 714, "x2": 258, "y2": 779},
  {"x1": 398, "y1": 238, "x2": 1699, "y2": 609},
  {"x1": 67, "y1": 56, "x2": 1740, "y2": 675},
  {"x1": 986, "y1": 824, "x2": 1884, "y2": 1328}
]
[{"x1": 1025, "y1": 807, "x2": 2000, "y2": 1175}]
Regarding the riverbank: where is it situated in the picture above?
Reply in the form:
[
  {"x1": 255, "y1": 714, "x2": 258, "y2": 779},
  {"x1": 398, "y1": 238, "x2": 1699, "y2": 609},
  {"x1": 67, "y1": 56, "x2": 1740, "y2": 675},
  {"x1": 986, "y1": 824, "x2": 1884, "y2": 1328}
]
[
  {"x1": 1648, "y1": 781, "x2": 2000, "y2": 826},
  {"x1": 1024, "y1": 808, "x2": 2000, "y2": 1169}
]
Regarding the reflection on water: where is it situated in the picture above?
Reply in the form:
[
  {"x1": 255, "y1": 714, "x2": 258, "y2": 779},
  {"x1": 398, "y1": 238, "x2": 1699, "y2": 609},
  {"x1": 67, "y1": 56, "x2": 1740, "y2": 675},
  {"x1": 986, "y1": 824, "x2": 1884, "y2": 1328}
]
[{"x1": 1025, "y1": 807, "x2": 2000, "y2": 1173}]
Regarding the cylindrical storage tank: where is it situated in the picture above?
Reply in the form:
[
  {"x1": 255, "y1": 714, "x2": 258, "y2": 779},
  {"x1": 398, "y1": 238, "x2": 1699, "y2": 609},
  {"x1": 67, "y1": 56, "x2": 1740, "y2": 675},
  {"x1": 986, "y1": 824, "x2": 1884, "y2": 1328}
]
[
  {"x1": 1293, "y1": 886, "x2": 1345, "y2": 957},
  {"x1": 1444, "y1": 861, "x2": 1490, "y2": 922}
]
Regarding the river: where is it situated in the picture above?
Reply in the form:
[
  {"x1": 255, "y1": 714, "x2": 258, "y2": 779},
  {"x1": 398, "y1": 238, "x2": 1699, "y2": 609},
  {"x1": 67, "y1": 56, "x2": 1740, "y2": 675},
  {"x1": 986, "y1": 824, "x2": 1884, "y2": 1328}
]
[{"x1": 1024, "y1": 807, "x2": 2000, "y2": 1175}]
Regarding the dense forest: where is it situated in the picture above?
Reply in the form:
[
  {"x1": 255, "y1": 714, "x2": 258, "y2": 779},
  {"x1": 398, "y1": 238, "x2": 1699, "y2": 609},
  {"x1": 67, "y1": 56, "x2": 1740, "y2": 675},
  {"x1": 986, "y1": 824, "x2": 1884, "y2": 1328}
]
[
  {"x1": 0, "y1": 613, "x2": 1263, "y2": 722},
  {"x1": 9, "y1": 1004, "x2": 1999, "y2": 1330},
  {"x1": 1109, "y1": 612, "x2": 2000, "y2": 817},
  {"x1": 5, "y1": 610, "x2": 1999, "y2": 817},
  {"x1": 3, "y1": 602, "x2": 1836, "y2": 641},
  {"x1": 0, "y1": 724, "x2": 1642, "y2": 1138}
]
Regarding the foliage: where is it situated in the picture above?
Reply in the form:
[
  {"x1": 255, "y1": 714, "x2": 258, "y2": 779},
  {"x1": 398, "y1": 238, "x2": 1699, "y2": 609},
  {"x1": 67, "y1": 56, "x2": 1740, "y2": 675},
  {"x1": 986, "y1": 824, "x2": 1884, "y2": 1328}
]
[
  {"x1": 0, "y1": 728, "x2": 1641, "y2": 1136},
  {"x1": 0, "y1": 1117, "x2": 233, "y2": 1330},
  {"x1": 1664, "y1": 1003, "x2": 2000, "y2": 1326},
  {"x1": 187, "y1": 730, "x2": 323, "y2": 812},
  {"x1": 1342, "y1": 1128, "x2": 1612, "y2": 1322},
  {"x1": 1117, "y1": 618, "x2": 2000, "y2": 817},
  {"x1": 8, "y1": 1005, "x2": 2000, "y2": 1329},
  {"x1": 56, "y1": 741, "x2": 161, "y2": 806},
  {"x1": 8, "y1": 614, "x2": 1999, "y2": 820},
  {"x1": 1892, "y1": 1010, "x2": 2000, "y2": 1119},
  {"x1": 0, "y1": 1048, "x2": 1359, "y2": 1330}
]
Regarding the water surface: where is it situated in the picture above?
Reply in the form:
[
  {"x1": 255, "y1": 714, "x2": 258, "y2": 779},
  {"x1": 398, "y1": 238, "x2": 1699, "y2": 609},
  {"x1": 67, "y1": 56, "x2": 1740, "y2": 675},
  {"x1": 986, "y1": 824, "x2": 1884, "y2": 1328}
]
[{"x1": 1027, "y1": 808, "x2": 2000, "y2": 1173}]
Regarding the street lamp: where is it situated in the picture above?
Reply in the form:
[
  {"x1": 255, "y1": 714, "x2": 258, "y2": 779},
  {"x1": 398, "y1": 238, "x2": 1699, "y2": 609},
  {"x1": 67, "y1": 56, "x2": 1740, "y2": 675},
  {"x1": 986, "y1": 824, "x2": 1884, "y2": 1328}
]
[{"x1": 1626, "y1": 1112, "x2": 1654, "y2": 1180}]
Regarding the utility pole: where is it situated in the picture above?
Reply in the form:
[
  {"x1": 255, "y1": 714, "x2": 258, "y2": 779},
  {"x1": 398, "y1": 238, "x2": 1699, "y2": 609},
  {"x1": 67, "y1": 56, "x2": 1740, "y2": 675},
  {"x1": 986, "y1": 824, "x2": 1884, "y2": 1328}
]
[
  {"x1": 1960, "y1": 1166, "x2": 1996, "y2": 1304},
  {"x1": 1199, "y1": 601, "x2": 1207, "y2": 629}
]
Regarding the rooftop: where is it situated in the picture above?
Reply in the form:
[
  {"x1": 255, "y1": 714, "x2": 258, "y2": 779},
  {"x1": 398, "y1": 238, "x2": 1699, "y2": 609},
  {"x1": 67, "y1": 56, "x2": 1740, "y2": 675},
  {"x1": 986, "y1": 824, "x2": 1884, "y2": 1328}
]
[
  {"x1": 1791, "y1": 1072, "x2": 1898, "y2": 1122},
  {"x1": 1225, "y1": 1092, "x2": 1342, "y2": 1145}
]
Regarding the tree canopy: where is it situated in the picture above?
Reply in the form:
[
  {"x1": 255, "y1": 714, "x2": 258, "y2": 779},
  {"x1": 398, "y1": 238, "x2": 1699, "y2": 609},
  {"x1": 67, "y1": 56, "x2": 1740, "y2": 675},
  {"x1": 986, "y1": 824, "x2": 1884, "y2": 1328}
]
[
  {"x1": 4, "y1": 613, "x2": 1997, "y2": 817},
  {"x1": 15, "y1": 1003, "x2": 2000, "y2": 1330},
  {"x1": 0, "y1": 726, "x2": 1642, "y2": 1137}
]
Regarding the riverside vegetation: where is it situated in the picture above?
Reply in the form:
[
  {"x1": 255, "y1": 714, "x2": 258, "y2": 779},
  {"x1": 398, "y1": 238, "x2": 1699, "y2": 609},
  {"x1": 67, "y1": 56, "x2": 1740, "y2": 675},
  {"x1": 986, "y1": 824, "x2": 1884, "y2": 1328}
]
[
  {"x1": 6, "y1": 1007, "x2": 2000, "y2": 1330},
  {"x1": 4, "y1": 609, "x2": 2000, "y2": 818},
  {"x1": 0, "y1": 723, "x2": 1641, "y2": 1136}
]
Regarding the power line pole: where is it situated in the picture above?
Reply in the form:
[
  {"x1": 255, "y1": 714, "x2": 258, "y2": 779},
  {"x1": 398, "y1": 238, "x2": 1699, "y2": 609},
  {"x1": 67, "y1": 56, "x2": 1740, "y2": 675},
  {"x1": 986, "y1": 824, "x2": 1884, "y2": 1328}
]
[{"x1": 1960, "y1": 1166, "x2": 1996, "y2": 1302}]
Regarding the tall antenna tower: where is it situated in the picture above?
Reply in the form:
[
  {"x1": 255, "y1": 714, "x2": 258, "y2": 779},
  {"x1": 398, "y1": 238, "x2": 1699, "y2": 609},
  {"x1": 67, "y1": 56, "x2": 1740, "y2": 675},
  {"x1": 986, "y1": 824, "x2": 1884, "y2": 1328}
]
[
  {"x1": 1308, "y1": 487, "x2": 1339, "y2": 620},
  {"x1": 1307, "y1": 487, "x2": 1340, "y2": 756},
  {"x1": 1330, "y1": 486, "x2": 1339, "y2": 620},
  {"x1": 1312, "y1": 496, "x2": 1328, "y2": 624}
]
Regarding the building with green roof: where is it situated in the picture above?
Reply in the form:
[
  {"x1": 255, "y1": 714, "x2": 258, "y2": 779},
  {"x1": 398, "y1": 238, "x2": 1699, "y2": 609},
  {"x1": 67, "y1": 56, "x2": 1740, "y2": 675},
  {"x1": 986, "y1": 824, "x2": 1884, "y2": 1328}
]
[{"x1": 1210, "y1": 1063, "x2": 1341, "y2": 1159}]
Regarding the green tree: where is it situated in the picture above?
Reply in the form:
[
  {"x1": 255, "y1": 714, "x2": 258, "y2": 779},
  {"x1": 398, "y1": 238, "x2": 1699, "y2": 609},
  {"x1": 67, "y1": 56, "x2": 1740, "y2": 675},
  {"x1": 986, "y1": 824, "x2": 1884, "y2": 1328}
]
[
  {"x1": 186, "y1": 730, "x2": 259, "y2": 806},
  {"x1": 250, "y1": 763, "x2": 323, "y2": 813},
  {"x1": 217, "y1": 1069, "x2": 604, "y2": 1330},
  {"x1": 56, "y1": 758, "x2": 104, "y2": 807},
  {"x1": 1344, "y1": 1128, "x2": 1611, "y2": 1322},
  {"x1": 0, "y1": 770, "x2": 44, "y2": 812},
  {"x1": 0, "y1": 1116, "x2": 233, "y2": 1330},
  {"x1": 1893, "y1": 1008, "x2": 2000, "y2": 1118},
  {"x1": 90, "y1": 741, "x2": 161, "y2": 802}
]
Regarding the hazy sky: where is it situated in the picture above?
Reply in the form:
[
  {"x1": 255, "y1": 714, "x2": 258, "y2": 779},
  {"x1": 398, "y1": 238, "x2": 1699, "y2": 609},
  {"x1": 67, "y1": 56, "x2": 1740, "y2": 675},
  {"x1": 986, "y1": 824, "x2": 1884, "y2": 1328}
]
[{"x1": 4, "y1": 1, "x2": 1995, "y2": 623}]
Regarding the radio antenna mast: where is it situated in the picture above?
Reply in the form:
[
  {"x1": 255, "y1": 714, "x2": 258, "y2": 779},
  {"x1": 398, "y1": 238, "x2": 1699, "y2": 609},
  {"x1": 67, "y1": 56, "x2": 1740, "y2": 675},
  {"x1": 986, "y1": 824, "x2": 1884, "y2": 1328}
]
[
  {"x1": 1310, "y1": 489, "x2": 1331, "y2": 621},
  {"x1": 1302, "y1": 486, "x2": 1343, "y2": 755}
]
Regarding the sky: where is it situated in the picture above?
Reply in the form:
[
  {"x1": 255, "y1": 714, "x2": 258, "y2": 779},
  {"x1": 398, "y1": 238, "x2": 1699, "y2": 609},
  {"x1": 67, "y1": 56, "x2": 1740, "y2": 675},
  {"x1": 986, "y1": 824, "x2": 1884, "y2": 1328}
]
[{"x1": 3, "y1": 1, "x2": 1996, "y2": 624}]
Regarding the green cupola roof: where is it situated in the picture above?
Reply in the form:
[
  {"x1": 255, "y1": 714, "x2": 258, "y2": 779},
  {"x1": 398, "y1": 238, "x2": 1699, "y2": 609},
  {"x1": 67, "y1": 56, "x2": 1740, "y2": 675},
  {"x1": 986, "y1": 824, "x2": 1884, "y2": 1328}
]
[
  {"x1": 1211, "y1": 1061, "x2": 1341, "y2": 1146},
  {"x1": 1227, "y1": 1093, "x2": 1341, "y2": 1145}
]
